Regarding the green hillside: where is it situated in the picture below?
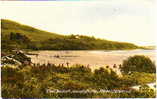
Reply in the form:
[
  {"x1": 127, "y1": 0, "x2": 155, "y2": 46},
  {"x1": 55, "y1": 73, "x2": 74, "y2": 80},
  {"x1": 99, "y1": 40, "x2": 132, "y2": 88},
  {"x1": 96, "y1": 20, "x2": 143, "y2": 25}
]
[
  {"x1": 1, "y1": 19, "x2": 139, "y2": 51},
  {"x1": 1, "y1": 19, "x2": 63, "y2": 41}
]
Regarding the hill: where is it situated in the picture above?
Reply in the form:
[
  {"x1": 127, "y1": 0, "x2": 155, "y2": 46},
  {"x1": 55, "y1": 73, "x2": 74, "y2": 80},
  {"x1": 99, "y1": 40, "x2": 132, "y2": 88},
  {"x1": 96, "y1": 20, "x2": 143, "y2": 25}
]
[
  {"x1": 1, "y1": 19, "x2": 139, "y2": 51},
  {"x1": 1, "y1": 19, "x2": 63, "y2": 41},
  {"x1": 140, "y1": 46, "x2": 156, "y2": 50}
]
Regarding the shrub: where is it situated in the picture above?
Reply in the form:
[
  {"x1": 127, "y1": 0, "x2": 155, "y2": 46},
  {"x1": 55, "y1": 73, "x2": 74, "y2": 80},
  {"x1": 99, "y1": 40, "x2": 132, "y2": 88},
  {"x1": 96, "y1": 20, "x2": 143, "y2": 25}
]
[
  {"x1": 93, "y1": 67, "x2": 121, "y2": 89},
  {"x1": 121, "y1": 55, "x2": 156, "y2": 74}
]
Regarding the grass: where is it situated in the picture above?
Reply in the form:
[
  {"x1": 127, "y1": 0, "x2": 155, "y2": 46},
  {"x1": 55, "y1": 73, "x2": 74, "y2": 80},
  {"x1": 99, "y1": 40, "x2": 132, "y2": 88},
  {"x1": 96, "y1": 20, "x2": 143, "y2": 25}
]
[
  {"x1": 1, "y1": 19, "x2": 63, "y2": 41},
  {"x1": 1, "y1": 64, "x2": 156, "y2": 98}
]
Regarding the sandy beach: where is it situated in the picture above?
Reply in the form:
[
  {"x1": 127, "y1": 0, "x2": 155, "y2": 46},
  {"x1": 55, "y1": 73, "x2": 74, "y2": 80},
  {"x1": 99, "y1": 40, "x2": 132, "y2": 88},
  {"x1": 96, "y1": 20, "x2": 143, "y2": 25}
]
[{"x1": 27, "y1": 49, "x2": 155, "y2": 71}]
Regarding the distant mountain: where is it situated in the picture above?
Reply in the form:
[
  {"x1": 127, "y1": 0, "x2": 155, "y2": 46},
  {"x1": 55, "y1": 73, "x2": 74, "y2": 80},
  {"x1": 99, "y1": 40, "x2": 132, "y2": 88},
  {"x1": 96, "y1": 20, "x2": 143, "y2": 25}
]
[{"x1": 1, "y1": 19, "x2": 139, "y2": 51}]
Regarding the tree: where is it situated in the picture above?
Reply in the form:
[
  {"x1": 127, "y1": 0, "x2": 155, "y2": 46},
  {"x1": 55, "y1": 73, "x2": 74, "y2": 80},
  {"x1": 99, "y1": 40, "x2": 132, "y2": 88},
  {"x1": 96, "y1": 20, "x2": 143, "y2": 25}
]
[
  {"x1": 10, "y1": 32, "x2": 30, "y2": 43},
  {"x1": 120, "y1": 55, "x2": 156, "y2": 74}
]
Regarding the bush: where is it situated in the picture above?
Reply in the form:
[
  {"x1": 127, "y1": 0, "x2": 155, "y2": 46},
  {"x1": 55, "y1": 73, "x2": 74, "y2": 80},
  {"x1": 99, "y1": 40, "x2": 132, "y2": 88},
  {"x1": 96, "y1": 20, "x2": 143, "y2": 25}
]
[
  {"x1": 93, "y1": 67, "x2": 121, "y2": 89},
  {"x1": 121, "y1": 72, "x2": 156, "y2": 87},
  {"x1": 121, "y1": 55, "x2": 156, "y2": 74}
]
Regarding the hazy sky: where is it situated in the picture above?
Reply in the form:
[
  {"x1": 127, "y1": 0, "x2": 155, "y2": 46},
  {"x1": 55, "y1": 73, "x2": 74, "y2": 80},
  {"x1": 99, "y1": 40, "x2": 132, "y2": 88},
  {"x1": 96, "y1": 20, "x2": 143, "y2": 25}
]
[{"x1": 0, "y1": 0, "x2": 156, "y2": 46}]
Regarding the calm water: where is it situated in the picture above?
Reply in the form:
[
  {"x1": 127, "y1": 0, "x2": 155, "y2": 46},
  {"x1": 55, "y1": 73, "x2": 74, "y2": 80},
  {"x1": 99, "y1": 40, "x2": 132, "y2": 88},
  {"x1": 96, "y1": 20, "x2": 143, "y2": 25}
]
[{"x1": 28, "y1": 49, "x2": 156, "y2": 69}]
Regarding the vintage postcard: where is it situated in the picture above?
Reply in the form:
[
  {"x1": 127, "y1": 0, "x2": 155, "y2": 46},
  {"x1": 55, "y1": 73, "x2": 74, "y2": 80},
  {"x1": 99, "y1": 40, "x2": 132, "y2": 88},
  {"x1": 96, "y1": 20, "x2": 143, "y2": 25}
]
[{"x1": 0, "y1": 0, "x2": 156, "y2": 98}]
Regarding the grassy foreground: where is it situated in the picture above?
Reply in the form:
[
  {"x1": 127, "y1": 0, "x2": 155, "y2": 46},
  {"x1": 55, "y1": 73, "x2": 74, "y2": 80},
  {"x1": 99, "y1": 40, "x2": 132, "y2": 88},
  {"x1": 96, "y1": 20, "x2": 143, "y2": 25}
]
[{"x1": 1, "y1": 64, "x2": 156, "y2": 98}]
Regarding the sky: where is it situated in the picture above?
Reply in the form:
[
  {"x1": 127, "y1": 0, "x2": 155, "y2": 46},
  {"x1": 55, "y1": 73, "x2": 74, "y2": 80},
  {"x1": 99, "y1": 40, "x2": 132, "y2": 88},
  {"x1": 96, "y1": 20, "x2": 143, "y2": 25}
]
[{"x1": 0, "y1": 0, "x2": 156, "y2": 46}]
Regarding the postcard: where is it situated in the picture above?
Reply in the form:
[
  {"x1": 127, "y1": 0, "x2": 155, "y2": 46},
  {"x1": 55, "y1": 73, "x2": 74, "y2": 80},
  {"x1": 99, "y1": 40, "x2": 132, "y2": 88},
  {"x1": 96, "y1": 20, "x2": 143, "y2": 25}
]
[{"x1": 0, "y1": 0, "x2": 156, "y2": 98}]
